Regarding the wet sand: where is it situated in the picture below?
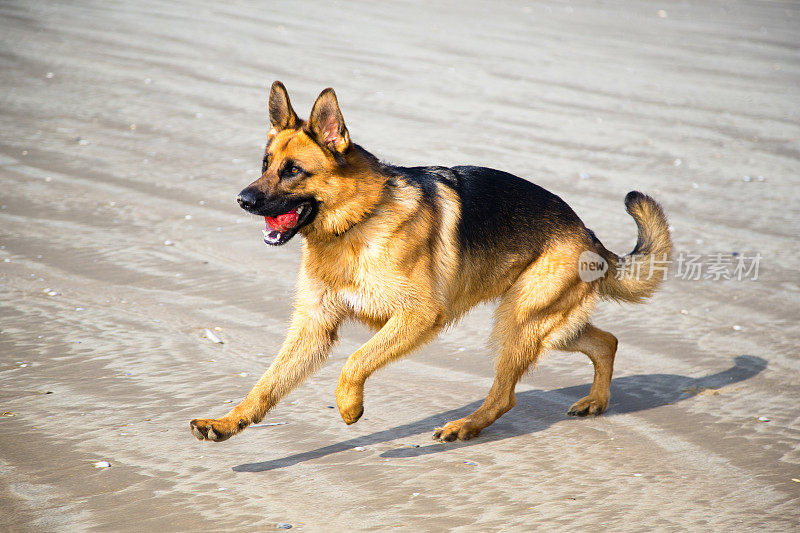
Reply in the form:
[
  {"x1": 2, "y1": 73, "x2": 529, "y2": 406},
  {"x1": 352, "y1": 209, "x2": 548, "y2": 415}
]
[{"x1": 1, "y1": 0, "x2": 799, "y2": 530}]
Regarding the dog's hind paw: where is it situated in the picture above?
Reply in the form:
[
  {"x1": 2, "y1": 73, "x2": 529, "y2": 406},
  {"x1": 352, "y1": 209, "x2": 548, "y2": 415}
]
[
  {"x1": 433, "y1": 418, "x2": 483, "y2": 442},
  {"x1": 190, "y1": 417, "x2": 242, "y2": 442},
  {"x1": 566, "y1": 396, "x2": 608, "y2": 417}
]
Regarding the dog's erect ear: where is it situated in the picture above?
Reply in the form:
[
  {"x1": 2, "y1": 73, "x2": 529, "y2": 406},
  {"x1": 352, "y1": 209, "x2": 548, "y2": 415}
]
[
  {"x1": 307, "y1": 88, "x2": 350, "y2": 153},
  {"x1": 268, "y1": 81, "x2": 300, "y2": 134}
]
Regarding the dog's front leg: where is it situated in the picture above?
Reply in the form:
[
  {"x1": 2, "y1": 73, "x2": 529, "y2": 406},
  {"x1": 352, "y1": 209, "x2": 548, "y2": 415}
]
[
  {"x1": 191, "y1": 301, "x2": 342, "y2": 442},
  {"x1": 335, "y1": 308, "x2": 443, "y2": 424}
]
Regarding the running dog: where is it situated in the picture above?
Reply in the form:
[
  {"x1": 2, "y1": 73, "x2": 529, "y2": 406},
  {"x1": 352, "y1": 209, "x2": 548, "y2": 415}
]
[{"x1": 190, "y1": 82, "x2": 671, "y2": 442}]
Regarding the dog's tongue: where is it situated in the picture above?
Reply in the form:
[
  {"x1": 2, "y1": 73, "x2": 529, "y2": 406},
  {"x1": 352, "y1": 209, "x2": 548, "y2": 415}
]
[{"x1": 265, "y1": 209, "x2": 299, "y2": 232}]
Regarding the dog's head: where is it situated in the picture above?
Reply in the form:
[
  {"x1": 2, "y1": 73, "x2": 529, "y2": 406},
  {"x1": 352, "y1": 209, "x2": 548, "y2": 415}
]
[{"x1": 238, "y1": 81, "x2": 374, "y2": 245}]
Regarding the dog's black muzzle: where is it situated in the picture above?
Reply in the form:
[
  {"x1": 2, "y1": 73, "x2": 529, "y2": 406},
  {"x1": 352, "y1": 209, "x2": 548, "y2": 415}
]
[
  {"x1": 236, "y1": 186, "x2": 318, "y2": 245},
  {"x1": 237, "y1": 187, "x2": 268, "y2": 214},
  {"x1": 237, "y1": 187, "x2": 308, "y2": 218}
]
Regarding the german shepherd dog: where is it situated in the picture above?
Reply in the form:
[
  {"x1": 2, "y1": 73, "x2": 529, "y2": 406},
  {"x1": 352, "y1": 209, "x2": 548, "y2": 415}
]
[{"x1": 190, "y1": 82, "x2": 671, "y2": 443}]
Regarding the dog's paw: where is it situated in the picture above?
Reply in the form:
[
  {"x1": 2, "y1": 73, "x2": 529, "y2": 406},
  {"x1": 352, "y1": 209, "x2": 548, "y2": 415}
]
[
  {"x1": 566, "y1": 396, "x2": 608, "y2": 417},
  {"x1": 335, "y1": 383, "x2": 364, "y2": 425},
  {"x1": 433, "y1": 418, "x2": 482, "y2": 442},
  {"x1": 190, "y1": 417, "x2": 244, "y2": 442},
  {"x1": 337, "y1": 399, "x2": 364, "y2": 425}
]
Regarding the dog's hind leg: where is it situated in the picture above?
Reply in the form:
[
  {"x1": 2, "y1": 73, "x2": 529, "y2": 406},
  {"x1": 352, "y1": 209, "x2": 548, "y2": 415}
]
[
  {"x1": 433, "y1": 300, "x2": 546, "y2": 442},
  {"x1": 561, "y1": 324, "x2": 618, "y2": 416},
  {"x1": 434, "y1": 244, "x2": 596, "y2": 442}
]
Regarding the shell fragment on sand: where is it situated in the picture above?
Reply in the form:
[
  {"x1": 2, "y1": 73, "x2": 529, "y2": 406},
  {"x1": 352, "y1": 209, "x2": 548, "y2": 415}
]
[{"x1": 203, "y1": 329, "x2": 223, "y2": 344}]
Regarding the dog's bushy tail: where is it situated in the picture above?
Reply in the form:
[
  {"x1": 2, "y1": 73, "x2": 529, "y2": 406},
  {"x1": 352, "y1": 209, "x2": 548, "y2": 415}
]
[{"x1": 597, "y1": 191, "x2": 672, "y2": 303}]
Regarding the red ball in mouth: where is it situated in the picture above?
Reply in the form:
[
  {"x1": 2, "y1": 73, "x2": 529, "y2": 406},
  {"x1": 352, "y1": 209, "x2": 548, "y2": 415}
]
[{"x1": 265, "y1": 208, "x2": 299, "y2": 232}]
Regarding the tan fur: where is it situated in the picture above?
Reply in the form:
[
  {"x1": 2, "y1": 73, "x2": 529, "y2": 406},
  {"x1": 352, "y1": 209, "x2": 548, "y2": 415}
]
[
  {"x1": 598, "y1": 192, "x2": 672, "y2": 303},
  {"x1": 190, "y1": 84, "x2": 670, "y2": 443}
]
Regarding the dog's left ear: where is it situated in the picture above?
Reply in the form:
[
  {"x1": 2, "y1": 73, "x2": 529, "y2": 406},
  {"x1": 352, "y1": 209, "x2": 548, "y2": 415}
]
[{"x1": 307, "y1": 88, "x2": 350, "y2": 154}]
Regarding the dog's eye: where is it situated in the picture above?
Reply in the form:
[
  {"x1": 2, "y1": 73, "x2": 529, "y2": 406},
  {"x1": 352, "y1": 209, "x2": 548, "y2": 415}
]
[
  {"x1": 261, "y1": 160, "x2": 268, "y2": 173},
  {"x1": 281, "y1": 163, "x2": 304, "y2": 179}
]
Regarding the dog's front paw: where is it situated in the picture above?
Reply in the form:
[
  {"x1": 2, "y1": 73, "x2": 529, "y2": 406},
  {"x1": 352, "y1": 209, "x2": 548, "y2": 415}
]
[
  {"x1": 335, "y1": 384, "x2": 364, "y2": 425},
  {"x1": 190, "y1": 417, "x2": 245, "y2": 442}
]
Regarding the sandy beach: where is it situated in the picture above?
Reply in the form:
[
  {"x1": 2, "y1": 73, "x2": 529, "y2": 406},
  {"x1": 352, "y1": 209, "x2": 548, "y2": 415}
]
[{"x1": 1, "y1": 0, "x2": 799, "y2": 530}]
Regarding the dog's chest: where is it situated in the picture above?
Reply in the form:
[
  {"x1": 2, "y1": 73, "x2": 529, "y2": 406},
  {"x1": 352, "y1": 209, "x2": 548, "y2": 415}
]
[
  {"x1": 337, "y1": 257, "x2": 405, "y2": 319},
  {"x1": 334, "y1": 263, "x2": 406, "y2": 317},
  {"x1": 307, "y1": 235, "x2": 412, "y2": 320},
  {"x1": 337, "y1": 288, "x2": 369, "y2": 314}
]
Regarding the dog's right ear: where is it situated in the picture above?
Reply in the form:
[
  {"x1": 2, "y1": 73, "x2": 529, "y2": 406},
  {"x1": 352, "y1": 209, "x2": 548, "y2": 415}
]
[{"x1": 268, "y1": 81, "x2": 300, "y2": 136}]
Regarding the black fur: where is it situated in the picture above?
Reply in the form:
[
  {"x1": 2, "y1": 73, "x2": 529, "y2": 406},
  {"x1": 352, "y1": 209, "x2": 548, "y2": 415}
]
[{"x1": 392, "y1": 164, "x2": 586, "y2": 260}]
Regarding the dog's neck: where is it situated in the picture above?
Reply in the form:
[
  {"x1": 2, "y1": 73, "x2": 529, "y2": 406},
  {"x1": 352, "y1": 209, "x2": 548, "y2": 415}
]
[{"x1": 302, "y1": 143, "x2": 391, "y2": 243}]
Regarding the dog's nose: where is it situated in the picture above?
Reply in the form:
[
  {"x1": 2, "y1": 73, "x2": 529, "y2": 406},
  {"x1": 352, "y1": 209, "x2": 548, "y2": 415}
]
[{"x1": 237, "y1": 188, "x2": 261, "y2": 210}]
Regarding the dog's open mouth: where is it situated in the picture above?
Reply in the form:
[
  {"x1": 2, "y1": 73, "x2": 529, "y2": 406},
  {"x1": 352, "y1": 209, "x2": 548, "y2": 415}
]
[{"x1": 262, "y1": 202, "x2": 315, "y2": 245}]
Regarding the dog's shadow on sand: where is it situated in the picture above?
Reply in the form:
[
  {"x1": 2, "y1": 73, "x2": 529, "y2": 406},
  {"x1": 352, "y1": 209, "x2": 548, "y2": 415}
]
[{"x1": 233, "y1": 355, "x2": 765, "y2": 472}]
